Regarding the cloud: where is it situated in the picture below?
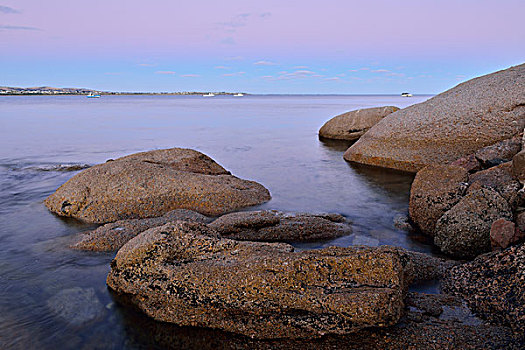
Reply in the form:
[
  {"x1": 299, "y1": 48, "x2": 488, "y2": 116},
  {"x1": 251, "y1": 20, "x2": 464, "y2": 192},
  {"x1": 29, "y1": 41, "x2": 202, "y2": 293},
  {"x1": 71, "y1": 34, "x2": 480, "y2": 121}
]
[
  {"x1": 181, "y1": 74, "x2": 200, "y2": 78},
  {"x1": 214, "y1": 66, "x2": 230, "y2": 69},
  {"x1": 268, "y1": 70, "x2": 318, "y2": 81},
  {"x1": 155, "y1": 71, "x2": 176, "y2": 75},
  {"x1": 225, "y1": 56, "x2": 244, "y2": 61},
  {"x1": 260, "y1": 12, "x2": 272, "y2": 18},
  {"x1": 324, "y1": 77, "x2": 341, "y2": 81},
  {"x1": 371, "y1": 69, "x2": 390, "y2": 73},
  {"x1": 138, "y1": 63, "x2": 156, "y2": 67},
  {"x1": 220, "y1": 37, "x2": 235, "y2": 45},
  {"x1": 0, "y1": 25, "x2": 40, "y2": 31},
  {"x1": 0, "y1": 5, "x2": 19, "y2": 14},
  {"x1": 254, "y1": 60, "x2": 278, "y2": 66},
  {"x1": 293, "y1": 66, "x2": 309, "y2": 69},
  {"x1": 217, "y1": 13, "x2": 251, "y2": 32},
  {"x1": 222, "y1": 71, "x2": 246, "y2": 77}
]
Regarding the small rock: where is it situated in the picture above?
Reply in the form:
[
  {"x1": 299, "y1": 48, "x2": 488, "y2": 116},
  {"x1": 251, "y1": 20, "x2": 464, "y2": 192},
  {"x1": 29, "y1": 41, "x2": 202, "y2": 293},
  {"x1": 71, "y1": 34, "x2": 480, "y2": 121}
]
[
  {"x1": 490, "y1": 219, "x2": 516, "y2": 249},
  {"x1": 393, "y1": 214, "x2": 413, "y2": 231},
  {"x1": 319, "y1": 106, "x2": 399, "y2": 141},
  {"x1": 468, "y1": 162, "x2": 521, "y2": 209},
  {"x1": 475, "y1": 137, "x2": 522, "y2": 169},
  {"x1": 209, "y1": 210, "x2": 352, "y2": 242},
  {"x1": 409, "y1": 164, "x2": 468, "y2": 236},
  {"x1": 512, "y1": 150, "x2": 525, "y2": 184},
  {"x1": 443, "y1": 243, "x2": 525, "y2": 334},
  {"x1": 73, "y1": 209, "x2": 211, "y2": 251},
  {"x1": 450, "y1": 154, "x2": 481, "y2": 173},
  {"x1": 46, "y1": 287, "x2": 106, "y2": 328},
  {"x1": 434, "y1": 188, "x2": 513, "y2": 259}
]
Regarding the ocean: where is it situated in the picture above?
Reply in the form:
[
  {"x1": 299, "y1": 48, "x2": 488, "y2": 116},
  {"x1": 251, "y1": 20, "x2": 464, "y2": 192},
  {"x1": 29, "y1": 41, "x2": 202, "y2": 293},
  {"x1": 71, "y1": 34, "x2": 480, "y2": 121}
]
[{"x1": 0, "y1": 94, "x2": 433, "y2": 348}]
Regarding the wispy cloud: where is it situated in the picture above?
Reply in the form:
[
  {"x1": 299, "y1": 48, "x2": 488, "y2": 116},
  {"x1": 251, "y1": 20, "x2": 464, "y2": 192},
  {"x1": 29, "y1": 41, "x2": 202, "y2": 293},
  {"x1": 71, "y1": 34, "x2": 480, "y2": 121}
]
[
  {"x1": 324, "y1": 77, "x2": 341, "y2": 81},
  {"x1": 266, "y1": 70, "x2": 319, "y2": 81},
  {"x1": 0, "y1": 25, "x2": 40, "y2": 31},
  {"x1": 254, "y1": 60, "x2": 278, "y2": 66},
  {"x1": 181, "y1": 74, "x2": 200, "y2": 78},
  {"x1": 104, "y1": 72, "x2": 123, "y2": 76},
  {"x1": 155, "y1": 71, "x2": 176, "y2": 75},
  {"x1": 220, "y1": 37, "x2": 235, "y2": 45},
  {"x1": 138, "y1": 63, "x2": 156, "y2": 67},
  {"x1": 214, "y1": 66, "x2": 230, "y2": 70},
  {"x1": 371, "y1": 69, "x2": 390, "y2": 73},
  {"x1": 260, "y1": 12, "x2": 272, "y2": 18},
  {"x1": 293, "y1": 66, "x2": 309, "y2": 69},
  {"x1": 217, "y1": 13, "x2": 250, "y2": 32},
  {"x1": 223, "y1": 71, "x2": 246, "y2": 77},
  {"x1": 225, "y1": 56, "x2": 244, "y2": 61},
  {"x1": 0, "y1": 5, "x2": 20, "y2": 14}
]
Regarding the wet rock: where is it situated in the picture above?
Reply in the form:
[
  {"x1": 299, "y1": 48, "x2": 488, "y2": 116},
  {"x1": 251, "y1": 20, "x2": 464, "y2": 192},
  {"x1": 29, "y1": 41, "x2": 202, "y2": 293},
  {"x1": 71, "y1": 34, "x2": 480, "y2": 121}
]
[
  {"x1": 514, "y1": 211, "x2": 525, "y2": 234},
  {"x1": 208, "y1": 210, "x2": 351, "y2": 242},
  {"x1": 468, "y1": 162, "x2": 521, "y2": 209},
  {"x1": 450, "y1": 154, "x2": 481, "y2": 173},
  {"x1": 107, "y1": 222, "x2": 410, "y2": 339},
  {"x1": 409, "y1": 165, "x2": 468, "y2": 236},
  {"x1": 72, "y1": 209, "x2": 211, "y2": 251},
  {"x1": 344, "y1": 64, "x2": 525, "y2": 172},
  {"x1": 115, "y1": 289, "x2": 522, "y2": 350},
  {"x1": 44, "y1": 148, "x2": 271, "y2": 223},
  {"x1": 490, "y1": 219, "x2": 517, "y2": 249},
  {"x1": 46, "y1": 287, "x2": 106, "y2": 328},
  {"x1": 434, "y1": 188, "x2": 513, "y2": 259},
  {"x1": 393, "y1": 214, "x2": 413, "y2": 231},
  {"x1": 443, "y1": 243, "x2": 525, "y2": 334},
  {"x1": 511, "y1": 149, "x2": 525, "y2": 184},
  {"x1": 319, "y1": 106, "x2": 399, "y2": 141},
  {"x1": 474, "y1": 136, "x2": 522, "y2": 168},
  {"x1": 351, "y1": 235, "x2": 379, "y2": 247}
]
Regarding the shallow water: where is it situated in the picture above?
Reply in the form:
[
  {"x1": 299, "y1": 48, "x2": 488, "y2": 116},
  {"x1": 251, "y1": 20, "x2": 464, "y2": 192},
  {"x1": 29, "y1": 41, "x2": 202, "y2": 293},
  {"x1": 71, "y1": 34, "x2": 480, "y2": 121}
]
[{"x1": 0, "y1": 94, "x2": 433, "y2": 349}]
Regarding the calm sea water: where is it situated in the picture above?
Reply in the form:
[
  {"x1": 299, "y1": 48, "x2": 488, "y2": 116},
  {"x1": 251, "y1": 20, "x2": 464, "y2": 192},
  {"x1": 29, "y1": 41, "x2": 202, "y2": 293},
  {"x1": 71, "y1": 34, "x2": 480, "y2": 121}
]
[{"x1": 0, "y1": 94, "x2": 433, "y2": 349}]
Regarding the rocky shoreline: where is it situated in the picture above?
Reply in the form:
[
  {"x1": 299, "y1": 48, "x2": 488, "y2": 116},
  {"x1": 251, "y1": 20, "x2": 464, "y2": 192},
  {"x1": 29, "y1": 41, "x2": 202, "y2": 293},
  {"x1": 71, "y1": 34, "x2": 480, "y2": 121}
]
[{"x1": 42, "y1": 63, "x2": 525, "y2": 347}]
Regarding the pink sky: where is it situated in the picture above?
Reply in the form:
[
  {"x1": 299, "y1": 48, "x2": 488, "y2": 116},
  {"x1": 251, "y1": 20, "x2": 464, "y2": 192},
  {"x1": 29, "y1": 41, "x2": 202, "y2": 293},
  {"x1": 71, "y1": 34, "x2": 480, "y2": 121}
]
[{"x1": 1, "y1": 0, "x2": 524, "y2": 93}]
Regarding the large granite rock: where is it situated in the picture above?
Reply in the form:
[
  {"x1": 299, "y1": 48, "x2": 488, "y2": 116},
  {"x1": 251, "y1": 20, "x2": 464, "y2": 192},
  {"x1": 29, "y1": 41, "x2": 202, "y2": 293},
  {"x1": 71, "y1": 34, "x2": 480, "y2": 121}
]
[
  {"x1": 208, "y1": 210, "x2": 352, "y2": 242},
  {"x1": 72, "y1": 209, "x2": 211, "y2": 251},
  {"x1": 344, "y1": 64, "x2": 525, "y2": 172},
  {"x1": 319, "y1": 106, "x2": 399, "y2": 141},
  {"x1": 443, "y1": 243, "x2": 525, "y2": 334},
  {"x1": 409, "y1": 165, "x2": 468, "y2": 236},
  {"x1": 434, "y1": 188, "x2": 513, "y2": 259},
  {"x1": 107, "y1": 222, "x2": 410, "y2": 339},
  {"x1": 44, "y1": 148, "x2": 271, "y2": 223}
]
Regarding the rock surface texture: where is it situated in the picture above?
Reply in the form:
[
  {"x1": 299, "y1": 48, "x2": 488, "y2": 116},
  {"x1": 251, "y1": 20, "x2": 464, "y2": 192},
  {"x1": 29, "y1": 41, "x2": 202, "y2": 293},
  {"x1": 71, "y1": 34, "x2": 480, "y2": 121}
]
[
  {"x1": 72, "y1": 209, "x2": 211, "y2": 251},
  {"x1": 409, "y1": 165, "x2": 468, "y2": 236},
  {"x1": 443, "y1": 243, "x2": 525, "y2": 335},
  {"x1": 319, "y1": 106, "x2": 399, "y2": 141},
  {"x1": 44, "y1": 148, "x2": 271, "y2": 223},
  {"x1": 434, "y1": 188, "x2": 513, "y2": 259},
  {"x1": 208, "y1": 210, "x2": 352, "y2": 242},
  {"x1": 344, "y1": 64, "x2": 525, "y2": 172},
  {"x1": 107, "y1": 222, "x2": 410, "y2": 339}
]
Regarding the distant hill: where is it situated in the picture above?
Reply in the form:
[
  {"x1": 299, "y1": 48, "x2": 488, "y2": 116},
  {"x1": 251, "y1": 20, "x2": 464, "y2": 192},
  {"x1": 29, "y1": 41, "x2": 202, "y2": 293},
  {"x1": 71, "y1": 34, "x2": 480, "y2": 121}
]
[{"x1": 0, "y1": 86, "x2": 102, "y2": 95}]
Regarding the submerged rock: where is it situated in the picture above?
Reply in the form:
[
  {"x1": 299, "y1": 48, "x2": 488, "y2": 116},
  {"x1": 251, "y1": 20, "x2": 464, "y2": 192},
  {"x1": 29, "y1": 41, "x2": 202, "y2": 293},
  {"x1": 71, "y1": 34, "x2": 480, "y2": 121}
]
[
  {"x1": 409, "y1": 165, "x2": 468, "y2": 236},
  {"x1": 107, "y1": 222, "x2": 410, "y2": 339},
  {"x1": 44, "y1": 148, "x2": 271, "y2": 223},
  {"x1": 443, "y1": 243, "x2": 525, "y2": 334},
  {"x1": 319, "y1": 106, "x2": 399, "y2": 141},
  {"x1": 72, "y1": 209, "x2": 211, "y2": 251},
  {"x1": 46, "y1": 287, "x2": 106, "y2": 328},
  {"x1": 344, "y1": 64, "x2": 525, "y2": 172},
  {"x1": 208, "y1": 210, "x2": 352, "y2": 242},
  {"x1": 434, "y1": 188, "x2": 513, "y2": 259}
]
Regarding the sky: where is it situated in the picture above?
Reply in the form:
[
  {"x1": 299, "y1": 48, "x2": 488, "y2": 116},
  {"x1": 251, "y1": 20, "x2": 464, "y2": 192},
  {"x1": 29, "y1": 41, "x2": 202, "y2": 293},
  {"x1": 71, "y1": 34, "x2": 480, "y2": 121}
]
[{"x1": 1, "y1": 0, "x2": 524, "y2": 94}]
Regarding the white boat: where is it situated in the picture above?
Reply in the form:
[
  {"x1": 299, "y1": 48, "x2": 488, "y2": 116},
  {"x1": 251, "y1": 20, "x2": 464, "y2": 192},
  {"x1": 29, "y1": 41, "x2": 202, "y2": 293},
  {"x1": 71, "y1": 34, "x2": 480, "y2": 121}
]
[
  {"x1": 202, "y1": 93, "x2": 215, "y2": 97},
  {"x1": 401, "y1": 92, "x2": 412, "y2": 97},
  {"x1": 87, "y1": 93, "x2": 101, "y2": 98},
  {"x1": 233, "y1": 93, "x2": 244, "y2": 97}
]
